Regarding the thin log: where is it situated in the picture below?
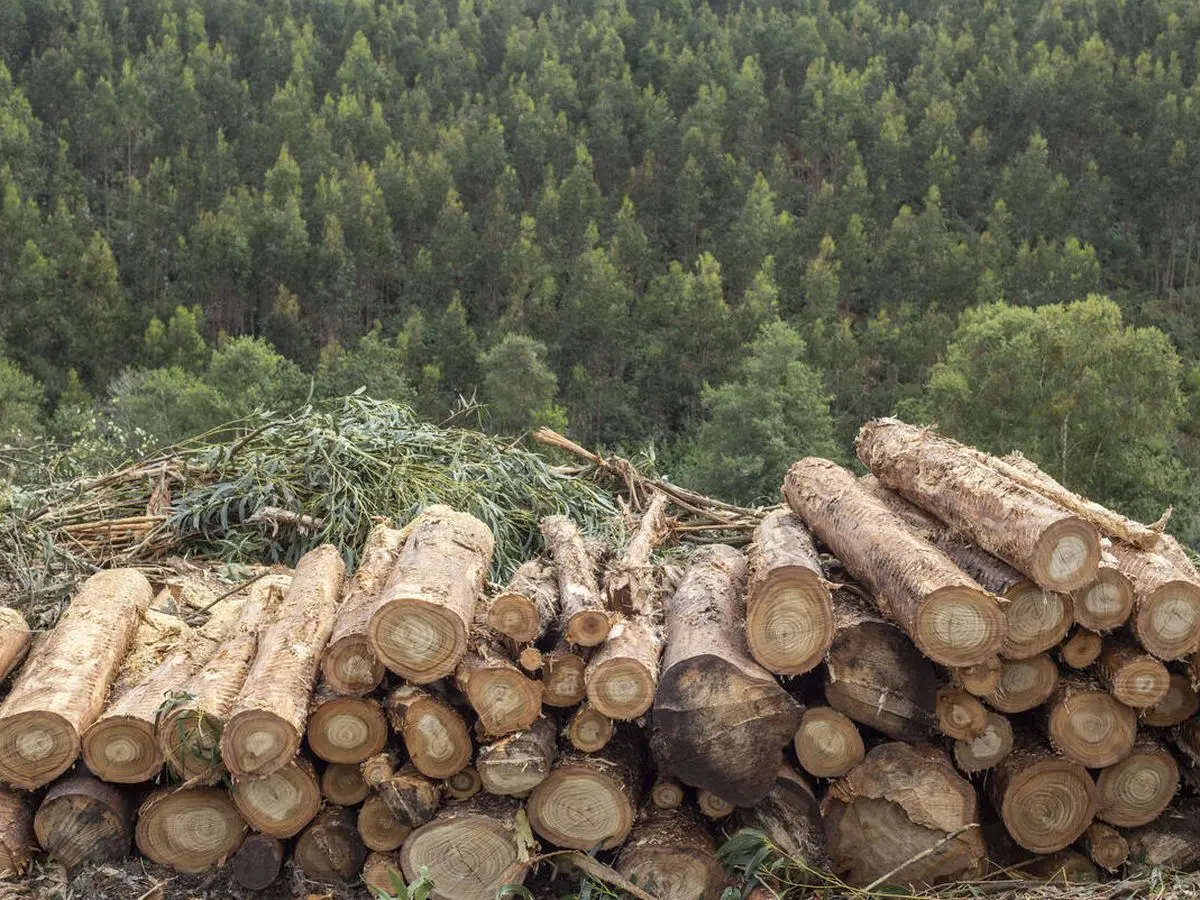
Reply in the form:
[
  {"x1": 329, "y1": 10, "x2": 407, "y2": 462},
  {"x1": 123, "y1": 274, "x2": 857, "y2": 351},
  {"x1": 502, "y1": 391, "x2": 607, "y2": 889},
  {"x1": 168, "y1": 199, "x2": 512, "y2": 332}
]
[
  {"x1": 0, "y1": 790, "x2": 34, "y2": 876},
  {"x1": 1072, "y1": 545, "x2": 1135, "y2": 632},
  {"x1": 567, "y1": 703, "x2": 614, "y2": 752},
  {"x1": 294, "y1": 806, "x2": 368, "y2": 883},
  {"x1": 953, "y1": 658, "x2": 1001, "y2": 697},
  {"x1": 651, "y1": 776, "x2": 684, "y2": 810},
  {"x1": 477, "y1": 717, "x2": 557, "y2": 797},
  {"x1": 542, "y1": 515, "x2": 610, "y2": 646},
  {"x1": 445, "y1": 766, "x2": 482, "y2": 800},
  {"x1": 488, "y1": 560, "x2": 560, "y2": 643},
  {"x1": 794, "y1": 707, "x2": 864, "y2": 778},
  {"x1": 736, "y1": 763, "x2": 828, "y2": 874},
  {"x1": 936, "y1": 685, "x2": 988, "y2": 741},
  {"x1": 1079, "y1": 822, "x2": 1128, "y2": 872},
  {"x1": 376, "y1": 764, "x2": 444, "y2": 828},
  {"x1": 358, "y1": 794, "x2": 412, "y2": 852},
  {"x1": 321, "y1": 762, "x2": 369, "y2": 805},
  {"x1": 363, "y1": 851, "x2": 405, "y2": 896},
  {"x1": 384, "y1": 683, "x2": 472, "y2": 779},
  {"x1": 1096, "y1": 638, "x2": 1171, "y2": 708},
  {"x1": 1059, "y1": 628, "x2": 1102, "y2": 669},
  {"x1": 605, "y1": 493, "x2": 670, "y2": 618},
  {"x1": 541, "y1": 638, "x2": 588, "y2": 707},
  {"x1": 34, "y1": 775, "x2": 130, "y2": 869},
  {"x1": 984, "y1": 654, "x2": 1059, "y2": 714},
  {"x1": 361, "y1": 751, "x2": 399, "y2": 789},
  {"x1": 953, "y1": 710, "x2": 1013, "y2": 774},
  {"x1": 696, "y1": 790, "x2": 733, "y2": 819},
  {"x1": 231, "y1": 833, "x2": 284, "y2": 890}
]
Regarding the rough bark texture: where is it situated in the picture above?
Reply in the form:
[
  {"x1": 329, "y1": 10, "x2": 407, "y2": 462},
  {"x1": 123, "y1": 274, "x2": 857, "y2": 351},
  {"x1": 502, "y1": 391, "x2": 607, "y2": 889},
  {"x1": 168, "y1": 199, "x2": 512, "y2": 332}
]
[
  {"x1": 856, "y1": 419, "x2": 1101, "y2": 592},
  {"x1": 294, "y1": 806, "x2": 368, "y2": 883},
  {"x1": 0, "y1": 608, "x2": 30, "y2": 683},
  {"x1": 541, "y1": 638, "x2": 588, "y2": 707},
  {"x1": 1123, "y1": 798, "x2": 1200, "y2": 871},
  {"x1": 321, "y1": 762, "x2": 369, "y2": 805},
  {"x1": 321, "y1": 523, "x2": 407, "y2": 694},
  {"x1": 615, "y1": 806, "x2": 727, "y2": 900},
  {"x1": 1096, "y1": 737, "x2": 1179, "y2": 828},
  {"x1": 953, "y1": 711, "x2": 1013, "y2": 774},
  {"x1": 936, "y1": 685, "x2": 988, "y2": 741},
  {"x1": 0, "y1": 568, "x2": 153, "y2": 788},
  {"x1": 455, "y1": 633, "x2": 543, "y2": 736},
  {"x1": 785, "y1": 459, "x2": 1007, "y2": 666},
  {"x1": 384, "y1": 683, "x2": 472, "y2": 779},
  {"x1": 1080, "y1": 822, "x2": 1128, "y2": 872},
  {"x1": 488, "y1": 559, "x2": 560, "y2": 643},
  {"x1": 542, "y1": 514, "x2": 610, "y2": 646},
  {"x1": 33, "y1": 775, "x2": 130, "y2": 869},
  {"x1": 134, "y1": 788, "x2": 247, "y2": 874},
  {"x1": 1096, "y1": 638, "x2": 1171, "y2": 708},
  {"x1": 305, "y1": 689, "x2": 388, "y2": 764},
  {"x1": 584, "y1": 615, "x2": 663, "y2": 720},
  {"x1": 823, "y1": 587, "x2": 937, "y2": 741},
  {"x1": 737, "y1": 764, "x2": 829, "y2": 874},
  {"x1": 477, "y1": 717, "x2": 557, "y2": 797},
  {"x1": 985, "y1": 653, "x2": 1059, "y2": 714},
  {"x1": 231, "y1": 833, "x2": 284, "y2": 890},
  {"x1": 988, "y1": 731, "x2": 1098, "y2": 853},
  {"x1": 1108, "y1": 540, "x2": 1200, "y2": 660},
  {"x1": 222, "y1": 544, "x2": 345, "y2": 778},
  {"x1": 567, "y1": 703, "x2": 614, "y2": 752},
  {"x1": 377, "y1": 764, "x2": 444, "y2": 828},
  {"x1": 652, "y1": 544, "x2": 801, "y2": 806},
  {"x1": 1143, "y1": 672, "x2": 1199, "y2": 727},
  {"x1": 744, "y1": 510, "x2": 833, "y2": 677},
  {"x1": 1044, "y1": 672, "x2": 1137, "y2": 768},
  {"x1": 605, "y1": 492, "x2": 671, "y2": 618},
  {"x1": 400, "y1": 794, "x2": 525, "y2": 900},
  {"x1": 1059, "y1": 628, "x2": 1103, "y2": 669},
  {"x1": 368, "y1": 506, "x2": 495, "y2": 682},
  {"x1": 358, "y1": 794, "x2": 412, "y2": 852},
  {"x1": 229, "y1": 754, "x2": 322, "y2": 839},
  {"x1": 794, "y1": 706, "x2": 865, "y2": 778},
  {"x1": 0, "y1": 790, "x2": 34, "y2": 876},
  {"x1": 823, "y1": 743, "x2": 987, "y2": 887}
]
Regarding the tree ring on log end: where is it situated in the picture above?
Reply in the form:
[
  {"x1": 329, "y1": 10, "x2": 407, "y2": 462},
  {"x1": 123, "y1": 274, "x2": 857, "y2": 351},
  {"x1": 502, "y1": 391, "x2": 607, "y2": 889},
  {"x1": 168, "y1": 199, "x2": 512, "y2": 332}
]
[
  {"x1": 746, "y1": 573, "x2": 833, "y2": 676},
  {"x1": 985, "y1": 655, "x2": 1058, "y2": 713},
  {"x1": 1034, "y1": 519, "x2": 1101, "y2": 592},
  {"x1": 135, "y1": 790, "x2": 246, "y2": 874},
  {"x1": 401, "y1": 813, "x2": 518, "y2": 900},
  {"x1": 1047, "y1": 691, "x2": 1136, "y2": 768},
  {"x1": 528, "y1": 766, "x2": 633, "y2": 850},
  {"x1": 1096, "y1": 747, "x2": 1179, "y2": 827},
  {"x1": 587, "y1": 658, "x2": 655, "y2": 720},
  {"x1": 1073, "y1": 571, "x2": 1133, "y2": 631},
  {"x1": 915, "y1": 587, "x2": 1007, "y2": 666},
  {"x1": 794, "y1": 708, "x2": 863, "y2": 777},
  {"x1": 1000, "y1": 586, "x2": 1071, "y2": 659},
  {"x1": 566, "y1": 610, "x2": 611, "y2": 647},
  {"x1": 1000, "y1": 759, "x2": 1096, "y2": 853},
  {"x1": 323, "y1": 638, "x2": 384, "y2": 694},
  {"x1": 307, "y1": 698, "x2": 388, "y2": 764},
  {"x1": 0, "y1": 711, "x2": 78, "y2": 788},
  {"x1": 222, "y1": 711, "x2": 299, "y2": 777},
  {"x1": 1110, "y1": 658, "x2": 1170, "y2": 708},
  {"x1": 487, "y1": 596, "x2": 539, "y2": 643},
  {"x1": 1137, "y1": 583, "x2": 1200, "y2": 660},
  {"x1": 1142, "y1": 673, "x2": 1199, "y2": 727},
  {"x1": 82, "y1": 717, "x2": 161, "y2": 783},
  {"x1": 369, "y1": 600, "x2": 468, "y2": 683}
]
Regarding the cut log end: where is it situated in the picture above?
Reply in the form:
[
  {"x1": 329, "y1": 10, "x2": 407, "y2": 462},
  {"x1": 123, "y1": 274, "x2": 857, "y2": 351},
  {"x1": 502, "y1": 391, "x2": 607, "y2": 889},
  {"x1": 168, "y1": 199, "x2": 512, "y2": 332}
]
[
  {"x1": 696, "y1": 790, "x2": 734, "y2": 819},
  {"x1": 587, "y1": 654, "x2": 657, "y2": 720},
  {"x1": 953, "y1": 711, "x2": 1013, "y2": 774},
  {"x1": 935, "y1": 687, "x2": 988, "y2": 741},
  {"x1": 1096, "y1": 741, "x2": 1179, "y2": 827},
  {"x1": 1000, "y1": 585, "x2": 1072, "y2": 659},
  {"x1": 1060, "y1": 629, "x2": 1103, "y2": 669},
  {"x1": 915, "y1": 586, "x2": 1009, "y2": 667},
  {"x1": 477, "y1": 719, "x2": 556, "y2": 797},
  {"x1": 568, "y1": 704, "x2": 614, "y2": 753},
  {"x1": 1100, "y1": 651, "x2": 1170, "y2": 709},
  {"x1": 321, "y1": 637, "x2": 385, "y2": 696},
  {"x1": 363, "y1": 851, "x2": 405, "y2": 896},
  {"x1": 34, "y1": 776, "x2": 130, "y2": 869},
  {"x1": 794, "y1": 707, "x2": 864, "y2": 778},
  {"x1": 1047, "y1": 679, "x2": 1137, "y2": 769},
  {"x1": 542, "y1": 649, "x2": 587, "y2": 707},
  {"x1": 231, "y1": 833, "x2": 284, "y2": 890},
  {"x1": 1081, "y1": 822, "x2": 1128, "y2": 872},
  {"x1": 220, "y1": 709, "x2": 300, "y2": 779},
  {"x1": 294, "y1": 806, "x2": 368, "y2": 883},
  {"x1": 306, "y1": 695, "x2": 388, "y2": 764},
  {"x1": 369, "y1": 599, "x2": 468, "y2": 684},
  {"x1": 0, "y1": 710, "x2": 80, "y2": 790},
  {"x1": 566, "y1": 609, "x2": 611, "y2": 647},
  {"x1": 1032, "y1": 517, "x2": 1103, "y2": 593},
  {"x1": 651, "y1": 777, "x2": 685, "y2": 810},
  {"x1": 994, "y1": 742, "x2": 1098, "y2": 854},
  {"x1": 80, "y1": 716, "x2": 161, "y2": 784},
  {"x1": 321, "y1": 763, "x2": 370, "y2": 806},
  {"x1": 615, "y1": 807, "x2": 725, "y2": 900},
  {"x1": 385, "y1": 685, "x2": 473, "y2": 779},
  {"x1": 985, "y1": 654, "x2": 1059, "y2": 713},
  {"x1": 954, "y1": 658, "x2": 1001, "y2": 697},
  {"x1": 446, "y1": 767, "x2": 482, "y2": 800},
  {"x1": 1135, "y1": 581, "x2": 1200, "y2": 660},
  {"x1": 358, "y1": 794, "x2": 413, "y2": 852},
  {"x1": 1072, "y1": 570, "x2": 1134, "y2": 632},
  {"x1": 460, "y1": 661, "x2": 542, "y2": 737},
  {"x1": 157, "y1": 708, "x2": 223, "y2": 783},
  {"x1": 745, "y1": 568, "x2": 834, "y2": 676},
  {"x1": 360, "y1": 751, "x2": 398, "y2": 788},
  {"x1": 401, "y1": 796, "x2": 522, "y2": 900},
  {"x1": 1143, "y1": 673, "x2": 1199, "y2": 727},
  {"x1": 230, "y1": 757, "x2": 321, "y2": 839},
  {"x1": 487, "y1": 594, "x2": 542, "y2": 644},
  {"x1": 528, "y1": 745, "x2": 639, "y2": 851},
  {"x1": 135, "y1": 789, "x2": 247, "y2": 874}
]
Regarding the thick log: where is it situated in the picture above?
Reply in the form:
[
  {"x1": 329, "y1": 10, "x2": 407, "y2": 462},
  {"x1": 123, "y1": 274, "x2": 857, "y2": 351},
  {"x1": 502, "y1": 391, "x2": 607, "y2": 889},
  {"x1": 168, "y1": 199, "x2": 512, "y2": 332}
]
[
  {"x1": 1108, "y1": 541, "x2": 1200, "y2": 660},
  {"x1": 824, "y1": 588, "x2": 937, "y2": 741},
  {"x1": 651, "y1": 776, "x2": 684, "y2": 810},
  {"x1": 294, "y1": 806, "x2": 368, "y2": 883},
  {"x1": 936, "y1": 685, "x2": 988, "y2": 741},
  {"x1": 445, "y1": 766, "x2": 482, "y2": 800},
  {"x1": 1045, "y1": 673, "x2": 1137, "y2": 768},
  {"x1": 0, "y1": 608, "x2": 30, "y2": 682},
  {"x1": 653, "y1": 545, "x2": 801, "y2": 805},
  {"x1": 400, "y1": 794, "x2": 525, "y2": 900},
  {"x1": 606, "y1": 492, "x2": 670, "y2": 617},
  {"x1": 1072, "y1": 546, "x2": 1135, "y2": 632},
  {"x1": 134, "y1": 788, "x2": 247, "y2": 874},
  {"x1": 984, "y1": 653, "x2": 1059, "y2": 713},
  {"x1": 0, "y1": 790, "x2": 34, "y2": 876},
  {"x1": 359, "y1": 794, "x2": 412, "y2": 852},
  {"x1": 477, "y1": 717, "x2": 557, "y2": 796},
  {"x1": 988, "y1": 732, "x2": 1098, "y2": 853},
  {"x1": 1096, "y1": 638, "x2": 1170, "y2": 708},
  {"x1": 1059, "y1": 628, "x2": 1102, "y2": 669},
  {"x1": 231, "y1": 833, "x2": 284, "y2": 890},
  {"x1": 785, "y1": 459, "x2": 1006, "y2": 666},
  {"x1": 456, "y1": 634, "x2": 543, "y2": 736},
  {"x1": 488, "y1": 560, "x2": 559, "y2": 643},
  {"x1": 384, "y1": 683, "x2": 472, "y2": 779},
  {"x1": 823, "y1": 743, "x2": 987, "y2": 887},
  {"x1": 362, "y1": 851, "x2": 405, "y2": 896},
  {"x1": 368, "y1": 506, "x2": 494, "y2": 682},
  {"x1": 321, "y1": 523, "x2": 407, "y2": 694},
  {"x1": 306, "y1": 689, "x2": 388, "y2": 764},
  {"x1": 528, "y1": 728, "x2": 642, "y2": 850},
  {"x1": 229, "y1": 755, "x2": 322, "y2": 838},
  {"x1": 541, "y1": 638, "x2": 588, "y2": 707},
  {"x1": 1123, "y1": 798, "x2": 1200, "y2": 870},
  {"x1": 744, "y1": 510, "x2": 833, "y2": 676},
  {"x1": 1143, "y1": 672, "x2": 1199, "y2": 727},
  {"x1": 1080, "y1": 822, "x2": 1127, "y2": 871},
  {"x1": 377, "y1": 764, "x2": 444, "y2": 828},
  {"x1": 953, "y1": 710, "x2": 1013, "y2": 773},
  {"x1": 737, "y1": 764, "x2": 828, "y2": 873},
  {"x1": 322, "y1": 762, "x2": 369, "y2": 805},
  {"x1": 615, "y1": 806, "x2": 726, "y2": 900},
  {"x1": 157, "y1": 577, "x2": 285, "y2": 783},
  {"x1": 542, "y1": 515, "x2": 610, "y2": 646},
  {"x1": 856, "y1": 419, "x2": 1101, "y2": 591},
  {"x1": 1096, "y1": 737, "x2": 1179, "y2": 827},
  {"x1": 794, "y1": 707, "x2": 864, "y2": 778},
  {"x1": 221, "y1": 544, "x2": 345, "y2": 778},
  {"x1": 0, "y1": 569, "x2": 153, "y2": 788},
  {"x1": 34, "y1": 775, "x2": 129, "y2": 869},
  {"x1": 585, "y1": 616, "x2": 663, "y2": 720}
]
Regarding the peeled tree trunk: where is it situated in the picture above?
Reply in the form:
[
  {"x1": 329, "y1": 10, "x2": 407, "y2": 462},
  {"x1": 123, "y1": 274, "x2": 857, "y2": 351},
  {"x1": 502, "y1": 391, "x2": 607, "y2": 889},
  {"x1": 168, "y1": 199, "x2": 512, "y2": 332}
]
[
  {"x1": 368, "y1": 506, "x2": 495, "y2": 683},
  {"x1": 222, "y1": 544, "x2": 345, "y2": 778},
  {"x1": 651, "y1": 545, "x2": 802, "y2": 806},
  {"x1": 856, "y1": 419, "x2": 1101, "y2": 592},
  {"x1": 784, "y1": 459, "x2": 1007, "y2": 667},
  {"x1": 0, "y1": 569, "x2": 153, "y2": 789},
  {"x1": 541, "y1": 514, "x2": 610, "y2": 646}
]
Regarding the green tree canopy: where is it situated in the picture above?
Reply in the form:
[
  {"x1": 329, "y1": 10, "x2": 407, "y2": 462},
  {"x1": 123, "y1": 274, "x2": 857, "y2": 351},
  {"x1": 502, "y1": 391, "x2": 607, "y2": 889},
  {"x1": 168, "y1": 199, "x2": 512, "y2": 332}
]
[{"x1": 479, "y1": 333, "x2": 566, "y2": 436}]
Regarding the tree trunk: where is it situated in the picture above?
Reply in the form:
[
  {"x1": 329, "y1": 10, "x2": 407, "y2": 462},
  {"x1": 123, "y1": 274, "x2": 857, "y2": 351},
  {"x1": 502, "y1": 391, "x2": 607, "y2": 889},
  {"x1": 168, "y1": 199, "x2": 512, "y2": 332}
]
[
  {"x1": 856, "y1": 419, "x2": 1101, "y2": 591},
  {"x1": 488, "y1": 560, "x2": 559, "y2": 643},
  {"x1": 1072, "y1": 546, "x2": 1135, "y2": 632},
  {"x1": 953, "y1": 710, "x2": 1013, "y2": 773},
  {"x1": 1108, "y1": 540, "x2": 1200, "y2": 660},
  {"x1": 321, "y1": 523, "x2": 407, "y2": 694},
  {"x1": 696, "y1": 789, "x2": 734, "y2": 819},
  {"x1": 823, "y1": 743, "x2": 987, "y2": 887},
  {"x1": 1044, "y1": 673, "x2": 1137, "y2": 768},
  {"x1": 305, "y1": 689, "x2": 388, "y2": 764},
  {"x1": 542, "y1": 514, "x2": 610, "y2": 646},
  {"x1": 984, "y1": 653, "x2": 1059, "y2": 713},
  {"x1": 785, "y1": 459, "x2": 1006, "y2": 666},
  {"x1": 362, "y1": 850, "x2": 405, "y2": 896},
  {"x1": 477, "y1": 717, "x2": 557, "y2": 796},
  {"x1": 743, "y1": 510, "x2": 833, "y2": 677},
  {"x1": 134, "y1": 788, "x2": 247, "y2": 874},
  {"x1": 384, "y1": 683, "x2": 472, "y2": 779},
  {"x1": 566, "y1": 702, "x2": 613, "y2": 752},
  {"x1": 1080, "y1": 821, "x2": 1128, "y2": 872},
  {"x1": 455, "y1": 634, "x2": 543, "y2": 736},
  {"x1": 157, "y1": 577, "x2": 284, "y2": 783},
  {"x1": 1096, "y1": 638, "x2": 1170, "y2": 708},
  {"x1": 793, "y1": 706, "x2": 864, "y2": 778},
  {"x1": 936, "y1": 685, "x2": 988, "y2": 741},
  {"x1": 585, "y1": 616, "x2": 663, "y2": 720},
  {"x1": 34, "y1": 775, "x2": 130, "y2": 869},
  {"x1": 0, "y1": 790, "x2": 34, "y2": 876},
  {"x1": 652, "y1": 544, "x2": 801, "y2": 806},
  {"x1": 446, "y1": 766, "x2": 482, "y2": 800},
  {"x1": 1143, "y1": 672, "x2": 1199, "y2": 727},
  {"x1": 1059, "y1": 628, "x2": 1102, "y2": 669},
  {"x1": 615, "y1": 806, "x2": 726, "y2": 900},
  {"x1": 322, "y1": 762, "x2": 369, "y2": 805},
  {"x1": 541, "y1": 638, "x2": 588, "y2": 707},
  {"x1": 651, "y1": 776, "x2": 684, "y2": 810},
  {"x1": 0, "y1": 608, "x2": 30, "y2": 682},
  {"x1": 737, "y1": 763, "x2": 828, "y2": 874},
  {"x1": 1123, "y1": 798, "x2": 1200, "y2": 870},
  {"x1": 231, "y1": 833, "x2": 284, "y2": 890},
  {"x1": 377, "y1": 764, "x2": 444, "y2": 828},
  {"x1": 229, "y1": 754, "x2": 321, "y2": 838},
  {"x1": 400, "y1": 794, "x2": 525, "y2": 900},
  {"x1": 528, "y1": 728, "x2": 642, "y2": 850},
  {"x1": 988, "y1": 731, "x2": 1098, "y2": 853},
  {"x1": 0, "y1": 569, "x2": 153, "y2": 788},
  {"x1": 294, "y1": 806, "x2": 368, "y2": 883},
  {"x1": 823, "y1": 587, "x2": 937, "y2": 741},
  {"x1": 605, "y1": 492, "x2": 670, "y2": 617},
  {"x1": 368, "y1": 506, "x2": 494, "y2": 682},
  {"x1": 358, "y1": 794, "x2": 412, "y2": 852},
  {"x1": 1096, "y1": 737, "x2": 1179, "y2": 827},
  {"x1": 222, "y1": 544, "x2": 345, "y2": 778}
]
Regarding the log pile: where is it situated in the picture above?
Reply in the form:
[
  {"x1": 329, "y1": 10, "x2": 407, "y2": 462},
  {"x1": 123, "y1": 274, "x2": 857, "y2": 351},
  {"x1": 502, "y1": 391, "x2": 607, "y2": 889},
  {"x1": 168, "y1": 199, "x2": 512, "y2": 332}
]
[{"x1": 1, "y1": 417, "x2": 1200, "y2": 896}]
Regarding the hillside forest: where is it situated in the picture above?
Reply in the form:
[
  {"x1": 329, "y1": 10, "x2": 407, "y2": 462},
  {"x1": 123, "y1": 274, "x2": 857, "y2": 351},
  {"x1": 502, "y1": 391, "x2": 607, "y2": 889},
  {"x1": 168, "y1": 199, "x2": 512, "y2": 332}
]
[{"x1": 2, "y1": 0, "x2": 1200, "y2": 542}]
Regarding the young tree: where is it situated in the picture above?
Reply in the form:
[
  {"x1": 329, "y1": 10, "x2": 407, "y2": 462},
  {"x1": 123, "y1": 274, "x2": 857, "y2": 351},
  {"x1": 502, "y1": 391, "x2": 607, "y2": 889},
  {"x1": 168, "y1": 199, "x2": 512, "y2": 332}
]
[{"x1": 479, "y1": 333, "x2": 566, "y2": 436}]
